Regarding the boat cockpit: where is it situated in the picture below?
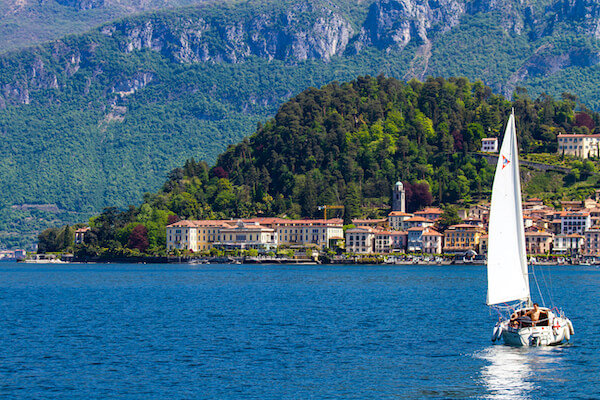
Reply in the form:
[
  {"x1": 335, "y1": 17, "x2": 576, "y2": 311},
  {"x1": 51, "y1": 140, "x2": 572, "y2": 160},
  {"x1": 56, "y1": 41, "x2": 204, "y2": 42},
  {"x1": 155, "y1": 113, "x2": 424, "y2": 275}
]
[{"x1": 509, "y1": 307, "x2": 552, "y2": 328}]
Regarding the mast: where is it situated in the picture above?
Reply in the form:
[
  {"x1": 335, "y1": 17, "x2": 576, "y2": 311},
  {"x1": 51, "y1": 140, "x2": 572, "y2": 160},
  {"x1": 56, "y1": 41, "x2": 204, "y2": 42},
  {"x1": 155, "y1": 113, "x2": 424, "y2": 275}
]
[{"x1": 509, "y1": 110, "x2": 530, "y2": 306}]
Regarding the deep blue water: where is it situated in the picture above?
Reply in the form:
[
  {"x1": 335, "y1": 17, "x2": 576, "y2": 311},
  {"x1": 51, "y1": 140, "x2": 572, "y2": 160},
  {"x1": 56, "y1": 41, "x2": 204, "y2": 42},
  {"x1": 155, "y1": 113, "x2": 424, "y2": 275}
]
[{"x1": 0, "y1": 262, "x2": 598, "y2": 399}]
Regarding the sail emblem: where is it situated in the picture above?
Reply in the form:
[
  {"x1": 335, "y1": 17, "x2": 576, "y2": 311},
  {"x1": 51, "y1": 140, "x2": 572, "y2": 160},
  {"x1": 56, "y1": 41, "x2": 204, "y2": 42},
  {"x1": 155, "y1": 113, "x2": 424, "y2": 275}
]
[{"x1": 501, "y1": 155, "x2": 510, "y2": 169}]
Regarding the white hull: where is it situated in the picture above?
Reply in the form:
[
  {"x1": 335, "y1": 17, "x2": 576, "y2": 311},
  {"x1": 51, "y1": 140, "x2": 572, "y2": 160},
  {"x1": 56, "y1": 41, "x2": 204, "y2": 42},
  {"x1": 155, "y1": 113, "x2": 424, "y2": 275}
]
[{"x1": 492, "y1": 310, "x2": 574, "y2": 347}]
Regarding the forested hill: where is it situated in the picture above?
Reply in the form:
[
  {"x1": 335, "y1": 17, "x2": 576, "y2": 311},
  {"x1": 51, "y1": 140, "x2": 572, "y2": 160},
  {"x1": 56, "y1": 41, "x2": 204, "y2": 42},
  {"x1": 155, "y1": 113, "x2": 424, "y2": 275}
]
[
  {"x1": 143, "y1": 76, "x2": 599, "y2": 225},
  {"x1": 39, "y1": 75, "x2": 600, "y2": 255},
  {"x1": 5, "y1": 0, "x2": 600, "y2": 247}
]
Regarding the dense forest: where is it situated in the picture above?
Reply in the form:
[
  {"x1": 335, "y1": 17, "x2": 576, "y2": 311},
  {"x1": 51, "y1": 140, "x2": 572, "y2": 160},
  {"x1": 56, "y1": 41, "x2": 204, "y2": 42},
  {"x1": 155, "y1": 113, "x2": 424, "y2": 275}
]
[{"x1": 39, "y1": 76, "x2": 600, "y2": 257}]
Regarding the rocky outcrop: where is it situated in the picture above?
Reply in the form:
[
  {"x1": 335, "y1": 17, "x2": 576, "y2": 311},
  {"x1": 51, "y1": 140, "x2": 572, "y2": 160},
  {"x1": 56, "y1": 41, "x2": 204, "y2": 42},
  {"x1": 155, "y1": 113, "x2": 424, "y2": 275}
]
[
  {"x1": 111, "y1": 72, "x2": 156, "y2": 96},
  {"x1": 54, "y1": 0, "x2": 105, "y2": 10},
  {"x1": 354, "y1": 0, "x2": 466, "y2": 53},
  {"x1": 547, "y1": 0, "x2": 600, "y2": 38},
  {"x1": 111, "y1": 4, "x2": 354, "y2": 63},
  {"x1": 0, "y1": 41, "x2": 83, "y2": 107}
]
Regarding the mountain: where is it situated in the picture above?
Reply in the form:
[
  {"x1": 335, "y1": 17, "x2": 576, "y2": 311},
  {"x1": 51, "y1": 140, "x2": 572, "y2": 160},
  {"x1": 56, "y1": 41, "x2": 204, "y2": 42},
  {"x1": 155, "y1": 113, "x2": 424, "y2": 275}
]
[{"x1": 3, "y1": 0, "x2": 600, "y2": 248}]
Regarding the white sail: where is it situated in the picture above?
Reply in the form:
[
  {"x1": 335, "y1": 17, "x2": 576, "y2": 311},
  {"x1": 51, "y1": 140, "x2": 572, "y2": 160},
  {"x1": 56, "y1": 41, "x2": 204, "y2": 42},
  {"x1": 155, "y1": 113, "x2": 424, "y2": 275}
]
[{"x1": 486, "y1": 112, "x2": 530, "y2": 306}]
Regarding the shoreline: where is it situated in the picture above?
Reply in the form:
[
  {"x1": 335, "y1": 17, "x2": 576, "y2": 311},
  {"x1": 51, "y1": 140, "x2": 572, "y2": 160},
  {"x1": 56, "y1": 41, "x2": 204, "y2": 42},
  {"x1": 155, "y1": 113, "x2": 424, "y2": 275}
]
[{"x1": 16, "y1": 256, "x2": 594, "y2": 266}]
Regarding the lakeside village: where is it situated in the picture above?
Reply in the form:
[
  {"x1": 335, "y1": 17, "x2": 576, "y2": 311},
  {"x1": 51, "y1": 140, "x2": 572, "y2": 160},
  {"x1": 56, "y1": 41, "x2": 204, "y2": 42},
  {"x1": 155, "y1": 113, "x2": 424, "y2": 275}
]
[
  {"x1": 163, "y1": 185, "x2": 600, "y2": 265},
  {"x1": 40, "y1": 186, "x2": 600, "y2": 265},
  {"x1": 14, "y1": 133, "x2": 600, "y2": 265}
]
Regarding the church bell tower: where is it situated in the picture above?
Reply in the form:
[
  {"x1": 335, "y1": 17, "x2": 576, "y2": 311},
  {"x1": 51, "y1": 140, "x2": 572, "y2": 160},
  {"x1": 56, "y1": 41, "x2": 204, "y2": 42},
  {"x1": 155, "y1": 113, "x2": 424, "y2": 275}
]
[{"x1": 392, "y1": 181, "x2": 405, "y2": 212}]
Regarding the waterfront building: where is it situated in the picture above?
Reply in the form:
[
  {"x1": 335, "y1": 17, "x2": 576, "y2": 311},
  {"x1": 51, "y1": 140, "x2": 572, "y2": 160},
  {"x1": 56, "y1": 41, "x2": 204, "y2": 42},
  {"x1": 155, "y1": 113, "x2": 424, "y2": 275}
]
[
  {"x1": 167, "y1": 218, "x2": 344, "y2": 252},
  {"x1": 442, "y1": 224, "x2": 485, "y2": 254},
  {"x1": 392, "y1": 181, "x2": 406, "y2": 212},
  {"x1": 166, "y1": 220, "x2": 235, "y2": 251},
  {"x1": 584, "y1": 226, "x2": 600, "y2": 257},
  {"x1": 480, "y1": 234, "x2": 489, "y2": 256},
  {"x1": 586, "y1": 207, "x2": 600, "y2": 227},
  {"x1": 166, "y1": 220, "x2": 201, "y2": 251},
  {"x1": 345, "y1": 227, "x2": 376, "y2": 254},
  {"x1": 524, "y1": 231, "x2": 553, "y2": 255},
  {"x1": 215, "y1": 220, "x2": 277, "y2": 250},
  {"x1": 407, "y1": 226, "x2": 442, "y2": 254},
  {"x1": 407, "y1": 227, "x2": 425, "y2": 252},
  {"x1": 388, "y1": 211, "x2": 413, "y2": 230},
  {"x1": 275, "y1": 219, "x2": 343, "y2": 248},
  {"x1": 14, "y1": 249, "x2": 26, "y2": 260},
  {"x1": 481, "y1": 137, "x2": 498, "y2": 152},
  {"x1": 422, "y1": 228, "x2": 443, "y2": 254},
  {"x1": 374, "y1": 230, "x2": 392, "y2": 253},
  {"x1": 390, "y1": 230, "x2": 408, "y2": 252},
  {"x1": 74, "y1": 227, "x2": 90, "y2": 245},
  {"x1": 558, "y1": 211, "x2": 591, "y2": 235},
  {"x1": 374, "y1": 230, "x2": 408, "y2": 253},
  {"x1": 194, "y1": 220, "x2": 233, "y2": 251},
  {"x1": 553, "y1": 233, "x2": 584, "y2": 255},
  {"x1": 557, "y1": 133, "x2": 600, "y2": 158}
]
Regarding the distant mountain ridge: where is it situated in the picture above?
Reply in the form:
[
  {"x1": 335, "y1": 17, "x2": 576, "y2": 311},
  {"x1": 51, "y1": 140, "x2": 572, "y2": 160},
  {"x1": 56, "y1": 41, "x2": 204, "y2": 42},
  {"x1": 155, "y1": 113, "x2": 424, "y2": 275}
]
[
  {"x1": 4, "y1": 0, "x2": 600, "y2": 104},
  {"x1": 0, "y1": 0, "x2": 214, "y2": 54},
  {"x1": 3, "y1": 0, "x2": 600, "y2": 247}
]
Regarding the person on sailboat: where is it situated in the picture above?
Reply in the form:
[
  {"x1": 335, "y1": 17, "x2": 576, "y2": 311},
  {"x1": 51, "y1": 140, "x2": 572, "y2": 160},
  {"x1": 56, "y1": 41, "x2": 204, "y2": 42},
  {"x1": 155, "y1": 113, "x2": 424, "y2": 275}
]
[
  {"x1": 525, "y1": 303, "x2": 542, "y2": 326},
  {"x1": 510, "y1": 311, "x2": 532, "y2": 328}
]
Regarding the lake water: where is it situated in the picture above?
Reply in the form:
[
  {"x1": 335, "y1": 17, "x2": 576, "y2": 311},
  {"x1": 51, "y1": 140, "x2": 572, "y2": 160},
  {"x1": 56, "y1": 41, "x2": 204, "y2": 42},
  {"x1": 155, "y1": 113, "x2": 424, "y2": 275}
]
[{"x1": 0, "y1": 262, "x2": 598, "y2": 399}]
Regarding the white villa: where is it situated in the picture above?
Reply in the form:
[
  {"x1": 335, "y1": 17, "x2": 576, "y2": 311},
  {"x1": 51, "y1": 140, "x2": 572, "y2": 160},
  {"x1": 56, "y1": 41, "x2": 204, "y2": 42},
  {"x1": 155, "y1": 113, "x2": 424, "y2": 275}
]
[
  {"x1": 557, "y1": 134, "x2": 600, "y2": 158},
  {"x1": 481, "y1": 137, "x2": 498, "y2": 153}
]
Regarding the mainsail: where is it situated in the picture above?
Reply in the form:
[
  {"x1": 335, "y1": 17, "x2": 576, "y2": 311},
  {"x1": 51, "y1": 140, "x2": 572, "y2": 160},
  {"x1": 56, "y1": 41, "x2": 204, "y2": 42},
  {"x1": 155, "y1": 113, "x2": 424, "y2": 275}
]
[{"x1": 486, "y1": 112, "x2": 530, "y2": 306}]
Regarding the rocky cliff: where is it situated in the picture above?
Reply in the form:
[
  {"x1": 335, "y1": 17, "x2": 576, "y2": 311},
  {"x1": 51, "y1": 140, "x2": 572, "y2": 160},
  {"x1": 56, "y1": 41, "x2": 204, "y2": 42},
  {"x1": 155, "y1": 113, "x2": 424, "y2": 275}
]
[{"x1": 4, "y1": 0, "x2": 600, "y2": 108}]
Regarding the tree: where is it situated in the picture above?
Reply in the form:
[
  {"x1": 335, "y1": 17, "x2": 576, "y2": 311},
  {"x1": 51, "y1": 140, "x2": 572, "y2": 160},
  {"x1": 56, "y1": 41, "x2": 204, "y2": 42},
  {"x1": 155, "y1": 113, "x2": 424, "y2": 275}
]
[
  {"x1": 61, "y1": 225, "x2": 73, "y2": 251},
  {"x1": 300, "y1": 176, "x2": 318, "y2": 217},
  {"x1": 37, "y1": 227, "x2": 61, "y2": 253},
  {"x1": 167, "y1": 214, "x2": 179, "y2": 225},
  {"x1": 437, "y1": 205, "x2": 463, "y2": 231},
  {"x1": 343, "y1": 182, "x2": 362, "y2": 224},
  {"x1": 405, "y1": 181, "x2": 433, "y2": 212},
  {"x1": 128, "y1": 224, "x2": 149, "y2": 252}
]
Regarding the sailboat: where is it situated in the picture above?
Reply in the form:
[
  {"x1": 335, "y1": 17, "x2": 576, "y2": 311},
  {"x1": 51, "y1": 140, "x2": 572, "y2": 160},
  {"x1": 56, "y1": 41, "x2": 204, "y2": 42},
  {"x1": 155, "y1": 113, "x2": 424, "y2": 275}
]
[{"x1": 487, "y1": 111, "x2": 574, "y2": 346}]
